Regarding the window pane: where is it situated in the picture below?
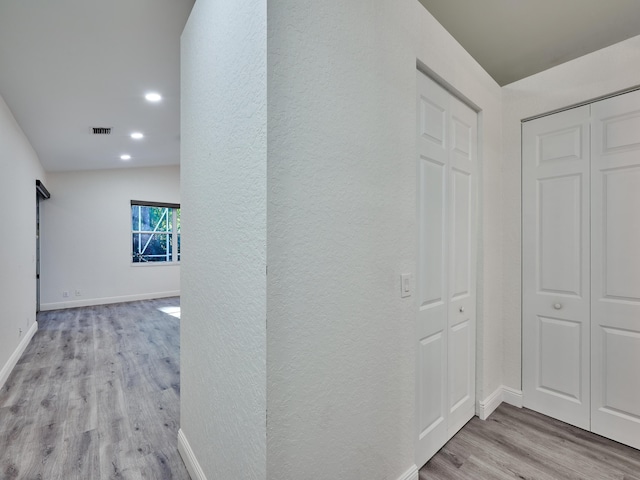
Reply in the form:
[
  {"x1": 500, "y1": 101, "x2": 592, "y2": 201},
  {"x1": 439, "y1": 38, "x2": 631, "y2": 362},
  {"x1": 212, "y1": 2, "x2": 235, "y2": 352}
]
[
  {"x1": 177, "y1": 234, "x2": 181, "y2": 261},
  {"x1": 131, "y1": 206, "x2": 171, "y2": 232},
  {"x1": 132, "y1": 233, "x2": 172, "y2": 262},
  {"x1": 132, "y1": 205, "x2": 140, "y2": 230},
  {"x1": 176, "y1": 208, "x2": 180, "y2": 232}
]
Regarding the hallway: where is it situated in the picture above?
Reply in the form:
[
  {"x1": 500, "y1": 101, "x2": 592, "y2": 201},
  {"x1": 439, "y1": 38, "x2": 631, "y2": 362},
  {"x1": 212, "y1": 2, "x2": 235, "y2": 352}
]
[{"x1": 0, "y1": 298, "x2": 188, "y2": 479}]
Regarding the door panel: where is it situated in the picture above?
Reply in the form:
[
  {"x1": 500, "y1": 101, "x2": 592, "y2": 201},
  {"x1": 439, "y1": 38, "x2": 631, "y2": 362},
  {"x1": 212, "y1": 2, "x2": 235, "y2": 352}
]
[
  {"x1": 450, "y1": 169, "x2": 471, "y2": 299},
  {"x1": 601, "y1": 167, "x2": 640, "y2": 300},
  {"x1": 537, "y1": 174, "x2": 583, "y2": 296},
  {"x1": 449, "y1": 319, "x2": 471, "y2": 411},
  {"x1": 447, "y1": 95, "x2": 476, "y2": 434},
  {"x1": 522, "y1": 105, "x2": 591, "y2": 430},
  {"x1": 417, "y1": 332, "x2": 445, "y2": 439},
  {"x1": 537, "y1": 316, "x2": 582, "y2": 401},
  {"x1": 416, "y1": 71, "x2": 477, "y2": 467},
  {"x1": 591, "y1": 90, "x2": 640, "y2": 450},
  {"x1": 416, "y1": 72, "x2": 449, "y2": 464},
  {"x1": 418, "y1": 158, "x2": 446, "y2": 306}
]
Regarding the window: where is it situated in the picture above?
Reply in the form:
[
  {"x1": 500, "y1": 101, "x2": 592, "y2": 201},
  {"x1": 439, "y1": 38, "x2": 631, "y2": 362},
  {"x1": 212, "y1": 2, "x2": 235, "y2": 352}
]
[{"x1": 131, "y1": 201, "x2": 180, "y2": 263}]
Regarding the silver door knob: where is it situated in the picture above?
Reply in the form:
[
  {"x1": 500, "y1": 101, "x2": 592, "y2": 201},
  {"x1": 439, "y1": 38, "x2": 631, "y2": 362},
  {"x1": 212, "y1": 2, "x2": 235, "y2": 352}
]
[
  {"x1": 459, "y1": 307, "x2": 465, "y2": 313},
  {"x1": 553, "y1": 303, "x2": 562, "y2": 310}
]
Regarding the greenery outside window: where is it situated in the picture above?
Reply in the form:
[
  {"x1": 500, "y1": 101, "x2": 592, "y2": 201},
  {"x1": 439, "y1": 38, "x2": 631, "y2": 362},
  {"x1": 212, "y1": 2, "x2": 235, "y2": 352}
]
[{"x1": 131, "y1": 201, "x2": 180, "y2": 263}]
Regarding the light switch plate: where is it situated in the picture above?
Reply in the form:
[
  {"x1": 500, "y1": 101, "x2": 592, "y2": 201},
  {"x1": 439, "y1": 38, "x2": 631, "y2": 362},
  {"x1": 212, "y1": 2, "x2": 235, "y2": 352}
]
[{"x1": 400, "y1": 273, "x2": 413, "y2": 298}]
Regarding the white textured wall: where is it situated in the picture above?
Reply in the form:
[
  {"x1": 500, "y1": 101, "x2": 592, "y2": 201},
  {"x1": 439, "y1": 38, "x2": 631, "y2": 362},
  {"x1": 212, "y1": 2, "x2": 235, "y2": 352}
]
[
  {"x1": 502, "y1": 34, "x2": 640, "y2": 390},
  {"x1": 0, "y1": 94, "x2": 45, "y2": 376},
  {"x1": 180, "y1": 0, "x2": 267, "y2": 479},
  {"x1": 39, "y1": 166, "x2": 180, "y2": 310},
  {"x1": 267, "y1": 1, "x2": 503, "y2": 478}
]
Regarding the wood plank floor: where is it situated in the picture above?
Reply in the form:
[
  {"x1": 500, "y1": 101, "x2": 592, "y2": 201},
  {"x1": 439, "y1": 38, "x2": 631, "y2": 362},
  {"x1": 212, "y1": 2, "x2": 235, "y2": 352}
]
[
  {"x1": 6, "y1": 299, "x2": 640, "y2": 480},
  {"x1": 0, "y1": 298, "x2": 189, "y2": 480},
  {"x1": 420, "y1": 403, "x2": 640, "y2": 480}
]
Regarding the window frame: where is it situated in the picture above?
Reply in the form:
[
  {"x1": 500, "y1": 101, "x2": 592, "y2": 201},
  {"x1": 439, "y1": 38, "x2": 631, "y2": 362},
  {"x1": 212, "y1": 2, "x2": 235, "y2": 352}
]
[{"x1": 131, "y1": 200, "x2": 181, "y2": 265}]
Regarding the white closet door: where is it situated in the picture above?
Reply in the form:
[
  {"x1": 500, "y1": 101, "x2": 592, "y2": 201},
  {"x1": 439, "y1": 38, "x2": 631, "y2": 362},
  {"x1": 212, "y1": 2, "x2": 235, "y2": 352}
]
[
  {"x1": 447, "y1": 94, "x2": 477, "y2": 435},
  {"x1": 522, "y1": 106, "x2": 591, "y2": 429},
  {"x1": 415, "y1": 71, "x2": 477, "y2": 467},
  {"x1": 416, "y1": 71, "x2": 450, "y2": 465},
  {"x1": 591, "y1": 90, "x2": 640, "y2": 450}
]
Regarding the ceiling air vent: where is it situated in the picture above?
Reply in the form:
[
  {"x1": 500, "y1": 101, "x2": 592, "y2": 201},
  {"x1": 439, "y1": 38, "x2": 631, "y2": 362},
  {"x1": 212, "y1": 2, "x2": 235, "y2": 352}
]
[{"x1": 92, "y1": 127, "x2": 112, "y2": 135}]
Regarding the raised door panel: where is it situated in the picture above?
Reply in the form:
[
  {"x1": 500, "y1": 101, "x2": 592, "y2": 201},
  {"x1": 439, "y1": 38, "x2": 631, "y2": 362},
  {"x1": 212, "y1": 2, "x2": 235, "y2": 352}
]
[
  {"x1": 591, "y1": 90, "x2": 640, "y2": 449},
  {"x1": 450, "y1": 168, "x2": 471, "y2": 300},
  {"x1": 537, "y1": 316, "x2": 583, "y2": 402},
  {"x1": 522, "y1": 105, "x2": 591, "y2": 430},
  {"x1": 418, "y1": 158, "x2": 446, "y2": 308},
  {"x1": 417, "y1": 332, "x2": 445, "y2": 440},
  {"x1": 600, "y1": 327, "x2": 640, "y2": 418},
  {"x1": 601, "y1": 168, "x2": 640, "y2": 301},
  {"x1": 537, "y1": 174, "x2": 583, "y2": 296}
]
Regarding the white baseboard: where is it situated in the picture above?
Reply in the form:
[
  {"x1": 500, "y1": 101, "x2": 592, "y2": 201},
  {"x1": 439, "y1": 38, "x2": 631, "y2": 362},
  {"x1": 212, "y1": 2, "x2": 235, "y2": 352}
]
[
  {"x1": 177, "y1": 427, "x2": 417, "y2": 480},
  {"x1": 478, "y1": 385, "x2": 524, "y2": 420},
  {"x1": 502, "y1": 386, "x2": 523, "y2": 408},
  {"x1": 178, "y1": 428, "x2": 207, "y2": 480},
  {"x1": 478, "y1": 385, "x2": 504, "y2": 420},
  {"x1": 397, "y1": 465, "x2": 419, "y2": 480},
  {"x1": 0, "y1": 321, "x2": 38, "y2": 392},
  {"x1": 40, "y1": 290, "x2": 180, "y2": 311}
]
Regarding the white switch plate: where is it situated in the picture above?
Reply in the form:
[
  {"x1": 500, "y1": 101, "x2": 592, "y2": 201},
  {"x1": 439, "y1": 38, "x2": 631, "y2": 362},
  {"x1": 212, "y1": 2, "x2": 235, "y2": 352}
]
[{"x1": 400, "y1": 273, "x2": 413, "y2": 298}]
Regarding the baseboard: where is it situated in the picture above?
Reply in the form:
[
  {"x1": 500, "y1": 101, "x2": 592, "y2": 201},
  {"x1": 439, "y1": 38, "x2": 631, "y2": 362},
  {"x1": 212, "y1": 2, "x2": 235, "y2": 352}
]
[
  {"x1": 478, "y1": 385, "x2": 504, "y2": 420},
  {"x1": 0, "y1": 321, "x2": 38, "y2": 392},
  {"x1": 40, "y1": 290, "x2": 180, "y2": 311},
  {"x1": 397, "y1": 465, "x2": 419, "y2": 480},
  {"x1": 478, "y1": 385, "x2": 524, "y2": 420},
  {"x1": 177, "y1": 427, "x2": 416, "y2": 480},
  {"x1": 178, "y1": 428, "x2": 207, "y2": 480},
  {"x1": 502, "y1": 386, "x2": 523, "y2": 408}
]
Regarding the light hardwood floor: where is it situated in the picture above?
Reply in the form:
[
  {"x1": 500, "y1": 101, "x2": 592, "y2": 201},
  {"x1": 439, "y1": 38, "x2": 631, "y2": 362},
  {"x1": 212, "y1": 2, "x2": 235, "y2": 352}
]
[
  {"x1": 0, "y1": 298, "x2": 189, "y2": 480},
  {"x1": 421, "y1": 403, "x2": 640, "y2": 480},
  {"x1": 4, "y1": 299, "x2": 640, "y2": 480}
]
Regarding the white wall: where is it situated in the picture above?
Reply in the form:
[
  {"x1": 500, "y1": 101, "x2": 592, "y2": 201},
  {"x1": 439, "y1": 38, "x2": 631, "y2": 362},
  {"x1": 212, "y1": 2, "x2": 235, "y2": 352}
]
[
  {"x1": 180, "y1": 0, "x2": 267, "y2": 479},
  {"x1": 39, "y1": 166, "x2": 180, "y2": 310},
  {"x1": 0, "y1": 94, "x2": 45, "y2": 385},
  {"x1": 267, "y1": 1, "x2": 502, "y2": 478},
  {"x1": 180, "y1": 0, "x2": 503, "y2": 478},
  {"x1": 502, "y1": 34, "x2": 640, "y2": 390}
]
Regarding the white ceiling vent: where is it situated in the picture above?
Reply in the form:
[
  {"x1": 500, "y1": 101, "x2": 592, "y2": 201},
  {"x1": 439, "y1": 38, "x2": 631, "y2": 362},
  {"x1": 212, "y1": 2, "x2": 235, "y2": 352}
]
[{"x1": 92, "y1": 127, "x2": 112, "y2": 135}]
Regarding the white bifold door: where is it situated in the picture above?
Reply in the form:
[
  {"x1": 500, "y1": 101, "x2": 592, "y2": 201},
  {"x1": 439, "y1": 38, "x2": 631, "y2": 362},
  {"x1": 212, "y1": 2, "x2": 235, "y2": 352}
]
[
  {"x1": 415, "y1": 71, "x2": 477, "y2": 467},
  {"x1": 523, "y1": 89, "x2": 640, "y2": 450}
]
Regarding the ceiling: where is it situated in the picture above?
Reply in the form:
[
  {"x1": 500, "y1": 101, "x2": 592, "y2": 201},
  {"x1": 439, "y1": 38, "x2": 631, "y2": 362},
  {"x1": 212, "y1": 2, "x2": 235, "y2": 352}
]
[
  {"x1": 419, "y1": 0, "x2": 640, "y2": 86},
  {"x1": 0, "y1": 0, "x2": 194, "y2": 172},
  {"x1": 3, "y1": 1, "x2": 640, "y2": 172}
]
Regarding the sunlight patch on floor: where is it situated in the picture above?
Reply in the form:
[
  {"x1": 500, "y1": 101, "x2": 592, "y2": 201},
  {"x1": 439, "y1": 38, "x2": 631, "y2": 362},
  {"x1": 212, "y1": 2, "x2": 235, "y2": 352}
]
[{"x1": 158, "y1": 306, "x2": 181, "y2": 318}]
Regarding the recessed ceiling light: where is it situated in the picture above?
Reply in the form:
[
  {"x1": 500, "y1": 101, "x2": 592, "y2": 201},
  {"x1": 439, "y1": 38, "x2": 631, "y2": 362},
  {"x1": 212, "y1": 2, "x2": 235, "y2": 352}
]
[
  {"x1": 131, "y1": 132, "x2": 144, "y2": 140},
  {"x1": 145, "y1": 92, "x2": 162, "y2": 102},
  {"x1": 120, "y1": 154, "x2": 131, "y2": 161}
]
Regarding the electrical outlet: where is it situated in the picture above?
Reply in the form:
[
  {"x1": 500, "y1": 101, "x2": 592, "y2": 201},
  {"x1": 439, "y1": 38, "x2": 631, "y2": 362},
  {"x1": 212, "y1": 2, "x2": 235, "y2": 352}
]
[
  {"x1": 63, "y1": 291, "x2": 69, "y2": 298},
  {"x1": 75, "y1": 289, "x2": 81, "y2": 297}
]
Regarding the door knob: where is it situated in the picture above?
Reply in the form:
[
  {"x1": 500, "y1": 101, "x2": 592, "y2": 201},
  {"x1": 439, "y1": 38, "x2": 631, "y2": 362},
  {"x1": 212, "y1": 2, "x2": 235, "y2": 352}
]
[
  {"x1": 553, "y1": 303, "x2": 562, "y2": 310},
  {"x1": 459, "y1": 307, "x2": 465, "y2": 313}
]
